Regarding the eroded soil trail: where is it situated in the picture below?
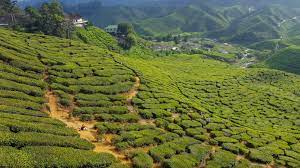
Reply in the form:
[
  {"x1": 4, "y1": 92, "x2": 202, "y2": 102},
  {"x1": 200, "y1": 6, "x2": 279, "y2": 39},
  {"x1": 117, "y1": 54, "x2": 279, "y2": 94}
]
[
  {"x1": 125, "y1": 77, "x2": 141, "y2": 113},
  {"x1": 46, "y1": 91, "x2": 130, "y2": 163},
  {"x1": 45, "y1": 76, "x2": 142, "y2": 165}
]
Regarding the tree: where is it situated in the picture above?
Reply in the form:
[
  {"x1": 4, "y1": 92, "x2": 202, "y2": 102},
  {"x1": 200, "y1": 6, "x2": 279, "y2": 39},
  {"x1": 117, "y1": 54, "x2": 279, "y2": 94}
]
[
  {"x1": 39, "y1": 1, "x2": 66, "y2": 37},
  {"x1": 174, "y1": 36, "x2": 180, "y2": 44},
  {"x1": 118, "y1": 23, "x2": 134, "y2": 36},
  {"x1": 0, "y1": 0, "x2": 18, "y2": 25},
  {"x1": 23, "y1": 1, "x2": 70, "y2": 37},
  {"x1": 24, "y1": 6, "x2": 41, "y2": 32}
]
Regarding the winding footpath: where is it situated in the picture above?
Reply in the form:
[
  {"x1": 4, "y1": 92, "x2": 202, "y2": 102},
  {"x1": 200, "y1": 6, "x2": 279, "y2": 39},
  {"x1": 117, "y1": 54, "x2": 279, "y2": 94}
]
[{"x1": 45, "y1": 76, "x2": 141, "y2": 165}]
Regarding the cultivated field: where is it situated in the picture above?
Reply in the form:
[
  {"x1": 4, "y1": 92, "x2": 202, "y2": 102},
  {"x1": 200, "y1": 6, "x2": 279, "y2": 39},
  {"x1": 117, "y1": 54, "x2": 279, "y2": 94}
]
[{"x1": 0, "y1": 28, "x2": 300, "y2": 168}]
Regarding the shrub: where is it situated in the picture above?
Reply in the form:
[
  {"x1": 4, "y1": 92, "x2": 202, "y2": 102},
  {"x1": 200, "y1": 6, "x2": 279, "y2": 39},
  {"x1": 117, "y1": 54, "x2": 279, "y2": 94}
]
[
  {"x1": 149, "y1": 145, "x2": 176, "y2": 162},
  {"x1": 249, "y1": 149, "x2": 273, "y2": 164},
  {"x1": 179, "y1": 120, "x2": 202, "y2": 128},
  {"x1": 22, "y1": 146, "x2": 116, "y2": 167},
  {"x1": 80, "y1": 114, "x2": 94, "y2": 121},
  {"x1": 194, "y1": 134, "x2": 210, "y2": 141},
  {"x1": 130, "y1": 151, "x2": 153, "y2": 168},
  {"x1": 167, "y1": 123, "x2": 183, "y2": 131},
  {"x1": 116, "y1": 142, "x2": 130, "y2": 151},
  {"x1": 206, "y1": 150, "x2": 236, "y2": 168},
  {"x1": 235, "y1": 159, "x2": 252, "y2": 168},
  {"x1": 185, "y1": 127, "x2": 206, "y2": 136},
  {"x1": 0, "y1": 147, "x2": 33, "y2": 168},
  {"x1": 222, "y1": 143, "x2": 249, "y2": 155},
  {"x1": 214, "y1": 136, "x2": 238, "y2": 144},
  {"x1": 0, "y1": 118, "x2": 77, "y2": 136},
  {"x1": 291, "y1": 143, "x2": 300, "y2": 153},
  {"x1": 188, "y1": 144, "x2": 211, "y2": 161},
  {"x1": 162, "y1": 153, "x2": 198, "y2": 168},
  {"x1": 154, "y1": 133, "x2": 180, "y2": 144}
]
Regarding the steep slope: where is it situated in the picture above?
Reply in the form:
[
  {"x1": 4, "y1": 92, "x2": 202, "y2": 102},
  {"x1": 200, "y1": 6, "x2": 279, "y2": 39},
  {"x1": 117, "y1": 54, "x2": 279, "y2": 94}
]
[
  {"x1": 209, "y1": 5, "x2": 299, "y2": 44},
  {"x1": 135, "y1": 4, "x2": 228, "y2": 36},
  {"x1": 119, "y1": 54, "x2": 300, "y2": 167},
  {"x1": 1, "y1": 27, "x2": 300, "y2": 168},
  {"x1": 265, "y1": 46, "x2": 300, "y2": 74},
  {"x1": 73, "y1": 26, "x2": 121, "y2": 51},
  {"x1": 0, "y1": 28, "x2": 132, "y2": 167}
]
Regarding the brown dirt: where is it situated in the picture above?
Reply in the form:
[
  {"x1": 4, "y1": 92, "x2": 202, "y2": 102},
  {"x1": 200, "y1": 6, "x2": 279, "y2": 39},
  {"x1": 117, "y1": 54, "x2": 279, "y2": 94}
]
[
  {"x1": 138, "y1": 119, "x2": 156, "y2": 126},
  {"x1": 45, "y1": 91, "x2": 130, "y2": 164},
  {"x1": 124, "y1": 77, "x2": 141, "y2": 113},
  {"x1": 199, "y1": 145, "x2": 218, "y2": 168},
  {"x1": 45, "y1": 76, "x2": 142, "y2": 166}
]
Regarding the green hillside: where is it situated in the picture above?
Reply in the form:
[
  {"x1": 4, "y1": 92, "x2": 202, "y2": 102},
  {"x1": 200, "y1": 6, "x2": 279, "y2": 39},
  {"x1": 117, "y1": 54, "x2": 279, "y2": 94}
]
[
  {"x1": 73, "y1": 26, "x2": 121, "y2": 51},
  {"x1": 136, "y1": 5, "x2": 228, "y2": 36},
  {"x1": 265, "y1": 46, "x2": 300, "y2": 74},
  {"x1": 209, "y1": 6, "x2": 296, "y2": 44},
  {"x1": 1, "y1": 27, "x2": 300, "y2": 168},
  {"x1": 0, "y1": 28, "x2": 129, "y2": 167}
]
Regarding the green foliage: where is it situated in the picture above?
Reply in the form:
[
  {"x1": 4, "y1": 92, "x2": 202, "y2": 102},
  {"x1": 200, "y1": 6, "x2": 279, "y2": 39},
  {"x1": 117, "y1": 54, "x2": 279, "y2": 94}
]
[
  {"x1": 265, "y1": 46, "x2": 300, "y2": 74},
  {"x1": 24, "y1": 1, "x2": 71, "y2": 37},
  {"x1": 0, "y1": 147, "x2": 33, "y2": 168},
  {"x1": 188, "y1": 144, "x2": 211, "y2": 161},
  {"x1": 162, "y1": 153, "x2": 199, "y2": 168},
  {"x1": 130, "y1": 151, "x2": 153, "y2": 168},
  {"x1": 23, "y1": 146, "x2": 117, "y2": 168},
  {"x1": 206, "y1": 150, "x2": 236, "y2": 168},
  {"x1": 74, "y1": 26, "x2": 120, "y2": 51},
  {"x1": 249, "y1": 149, "x2": 273, "y2": 164}
]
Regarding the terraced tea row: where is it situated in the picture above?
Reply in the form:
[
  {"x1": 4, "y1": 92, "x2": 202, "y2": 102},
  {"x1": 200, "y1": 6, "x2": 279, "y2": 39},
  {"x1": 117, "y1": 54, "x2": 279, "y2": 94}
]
[
  {"x1": 1, "y1": 27, "x2": 300, "y2": 168},
  {"x1": 117, "y1": 55, "x2": 300, "y2": 167},
  {"x1": 0, "y1": 29, "x2": 129, "y2": 167}
]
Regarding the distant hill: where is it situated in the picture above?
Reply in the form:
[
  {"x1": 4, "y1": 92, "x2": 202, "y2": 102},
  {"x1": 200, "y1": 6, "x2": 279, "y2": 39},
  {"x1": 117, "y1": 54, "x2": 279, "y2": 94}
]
[
  {"x1": 265, "y1": 46, "x2": 300, "y2": 74},
  {"x1": 19, "y1": 0, "x2": 300, "y2": 46},
  {"x1": 208, "y1": 5, "x2": 300, "y2": 44}
]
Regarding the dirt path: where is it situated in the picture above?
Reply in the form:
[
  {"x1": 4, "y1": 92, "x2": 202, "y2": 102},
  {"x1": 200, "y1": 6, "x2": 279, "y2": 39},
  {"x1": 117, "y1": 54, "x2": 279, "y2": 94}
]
[
  {"x1": 45, "y1": 76, "x2": 141, "y2": 165},
  {"x1": 45, "y1": 91, "x2": 130, "y2": 164},
  {"x1": 125, "y1": 77, "x2": 141, "y2": 113}
]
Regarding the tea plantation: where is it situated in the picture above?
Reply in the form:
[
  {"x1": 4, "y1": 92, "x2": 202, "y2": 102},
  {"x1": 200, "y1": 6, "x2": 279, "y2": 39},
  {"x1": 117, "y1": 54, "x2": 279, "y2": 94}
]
[{"x1": 0, "y1": 28, "x2": 300, "y2": 168}]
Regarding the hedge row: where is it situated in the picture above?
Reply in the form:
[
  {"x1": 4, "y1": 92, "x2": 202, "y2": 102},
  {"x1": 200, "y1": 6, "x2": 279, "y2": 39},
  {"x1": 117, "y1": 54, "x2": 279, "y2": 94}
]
[
  {"x1": 18, "y1": 146, "x2": 116, "y2": 168},
  {"x1": 0, "y1": 71, "x2": 45, "y2": 88},
  {"x1": 0, "y1": 90, "x2": 44, "y2": 104},
  {"x1": 96, "y1": 122, "x2": 155, "y2": 134},
  {"x1": 0, "y1": 112, "x2": 64, "y2": 126},
  {"x1": 0, "y1": 131, "x2": 93, "y2": 149},
  {"x1": 0, "y1": 105, "x2": 47, "y2": 117},
  {"x1": 0, "y1": 118, "x2": 77, "y2": 136},
  {"x1": 0, "y1": 98, "x2": 42, "y2": 111},
  {"x1": 0, "y1": 62, "x2": 41, "y2": 79},
  {"x1": 0, "y1": 79, "x2": 44, "y2": 97}
]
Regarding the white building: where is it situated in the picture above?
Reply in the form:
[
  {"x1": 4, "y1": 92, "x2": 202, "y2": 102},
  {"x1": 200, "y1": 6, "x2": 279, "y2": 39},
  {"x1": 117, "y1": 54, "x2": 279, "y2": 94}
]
[{"x1": 73, "y1": 18, "x2": 88, "y2": 28}]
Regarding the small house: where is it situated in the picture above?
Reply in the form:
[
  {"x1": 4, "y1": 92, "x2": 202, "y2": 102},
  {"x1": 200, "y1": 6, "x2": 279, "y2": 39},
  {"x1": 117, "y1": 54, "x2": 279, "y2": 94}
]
[
  {"x1": 73, "y1": 18, "x2": 88, "y2": 28},
  {"x1": 71, "y1": 15, "x2": 88, "y2": 28},
  {"x1": 104, "y1": 25, "x2": 118, "y2": 34}
]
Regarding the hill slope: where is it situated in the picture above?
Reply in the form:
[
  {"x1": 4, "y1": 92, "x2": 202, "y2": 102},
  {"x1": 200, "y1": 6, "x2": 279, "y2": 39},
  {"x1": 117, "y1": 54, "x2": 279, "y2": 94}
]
[
  {"x1": 1, "y1": 28, "x2": 300, "y2": 167},
  {"x1": 265, "y1": 46, "x2": 300, "y2": 74},
  {"x1": 0, "y1": 28, "x2": 132, "y2": 167},
  {"x1": 73, "y1": 26, "x2": 121, "y2": 51}
]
